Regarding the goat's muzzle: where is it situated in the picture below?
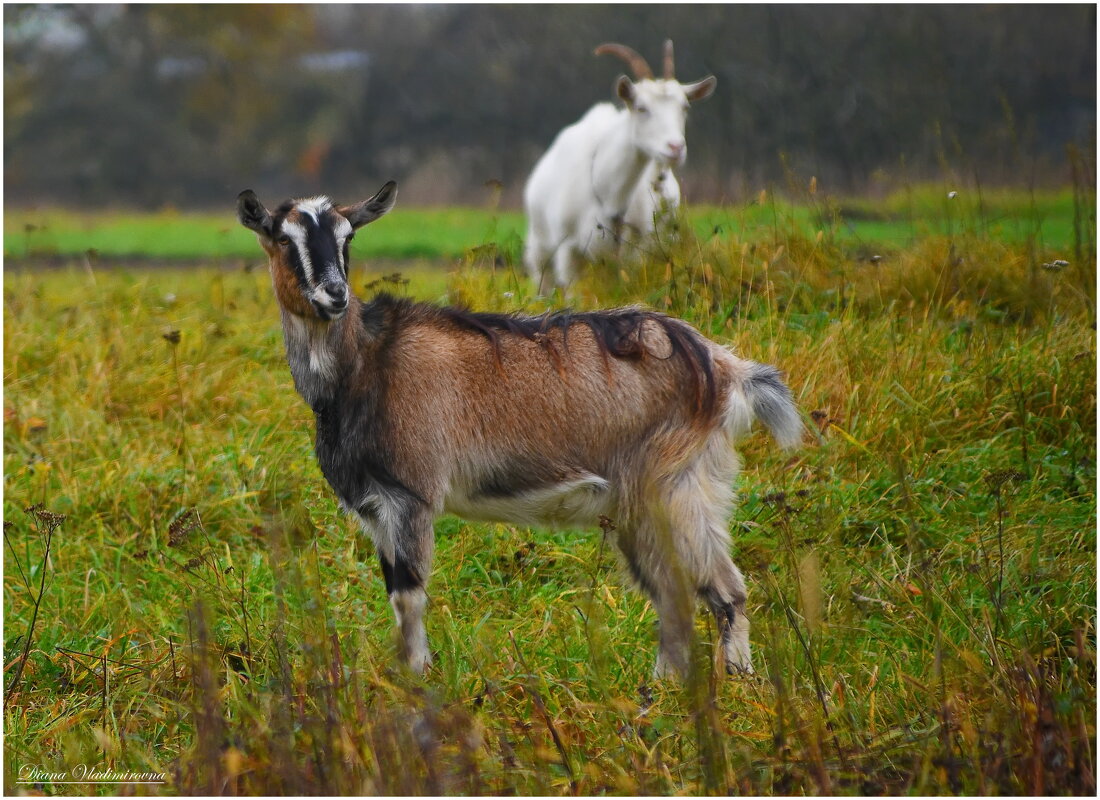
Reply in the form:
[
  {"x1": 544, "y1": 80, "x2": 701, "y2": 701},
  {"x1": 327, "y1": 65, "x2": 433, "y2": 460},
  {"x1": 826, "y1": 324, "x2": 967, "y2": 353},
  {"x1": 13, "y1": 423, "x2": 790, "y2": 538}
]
[
  {"x1": 658, "y1": 143, "x2": 688, "y2": 167},
  {"x1": 311, "y1": 281, "x2": 350, "y2": 320}
]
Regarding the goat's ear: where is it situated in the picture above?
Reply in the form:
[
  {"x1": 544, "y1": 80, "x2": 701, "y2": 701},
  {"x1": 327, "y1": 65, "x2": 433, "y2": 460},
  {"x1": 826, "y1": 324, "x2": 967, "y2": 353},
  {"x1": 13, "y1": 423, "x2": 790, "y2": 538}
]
[
  {"x1": 615, "y1": 75, "x2": 637, "y2": 108},
  {"x1": 237, "y1": 190, "x2": 273, "y2": 238},
  {"x1": 683, "y1": 76, "x2": 717, "y2": 103},
  {"x1": 339, "y1": 181, "x2": 398, "y2": 229}
]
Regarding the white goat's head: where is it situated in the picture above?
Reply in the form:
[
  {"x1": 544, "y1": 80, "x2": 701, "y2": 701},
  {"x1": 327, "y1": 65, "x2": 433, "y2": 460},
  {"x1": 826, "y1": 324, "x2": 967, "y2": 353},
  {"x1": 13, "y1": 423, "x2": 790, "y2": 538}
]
[{"x1": 596, "y1": 40, "x2": 716, "y2": 167}]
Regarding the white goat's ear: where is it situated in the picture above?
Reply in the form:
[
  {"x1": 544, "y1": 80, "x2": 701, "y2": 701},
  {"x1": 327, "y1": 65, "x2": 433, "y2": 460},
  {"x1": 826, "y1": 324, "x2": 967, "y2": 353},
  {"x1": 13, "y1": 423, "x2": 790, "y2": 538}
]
[
  {"x1": 683, "y1": 76, "x2": 717, "y2": 103},
  {"x1": 237, "y1": 190, "x2": 273, "y2": 238},
  {"x1": 615, "y1": 75, "x2": 637, "y2": 108},
  {"x1": 338, "y1": 181, "x2": 398, "y2": 229}
]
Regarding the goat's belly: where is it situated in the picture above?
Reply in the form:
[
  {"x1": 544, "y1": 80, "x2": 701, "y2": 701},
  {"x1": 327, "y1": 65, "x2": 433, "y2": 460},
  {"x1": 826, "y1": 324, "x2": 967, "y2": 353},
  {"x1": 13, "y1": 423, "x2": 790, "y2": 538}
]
[{"x1": 443, "y1": 475, "x2": 612, "y2": 528}]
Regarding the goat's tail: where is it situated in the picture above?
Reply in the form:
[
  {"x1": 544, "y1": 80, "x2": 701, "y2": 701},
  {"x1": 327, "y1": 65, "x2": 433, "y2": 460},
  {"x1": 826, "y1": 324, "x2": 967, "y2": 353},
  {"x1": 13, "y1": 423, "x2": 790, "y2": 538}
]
[{"x1": 723, "y1": 361, "x2": 803, "y2": 450}]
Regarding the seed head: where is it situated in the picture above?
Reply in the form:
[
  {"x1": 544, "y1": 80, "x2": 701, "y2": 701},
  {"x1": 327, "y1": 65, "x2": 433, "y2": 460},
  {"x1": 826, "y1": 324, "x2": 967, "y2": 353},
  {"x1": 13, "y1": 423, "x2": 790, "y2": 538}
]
[{"x1": 168, "y1": 509, "x2": 199, "y2": 547}]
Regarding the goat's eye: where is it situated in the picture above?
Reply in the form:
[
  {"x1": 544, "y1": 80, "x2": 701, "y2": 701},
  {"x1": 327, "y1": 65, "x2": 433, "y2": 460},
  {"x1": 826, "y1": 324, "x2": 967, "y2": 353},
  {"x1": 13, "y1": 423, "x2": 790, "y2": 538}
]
[
  {"x1": 277, "y1": 235, "x2": 292, "y2": 247},
  {"x1": 636, "y1": 105, "x2": 649, "y2": 114},
  {"x1": 346, "y1": 232, "x2": 355, "y2": 242}
]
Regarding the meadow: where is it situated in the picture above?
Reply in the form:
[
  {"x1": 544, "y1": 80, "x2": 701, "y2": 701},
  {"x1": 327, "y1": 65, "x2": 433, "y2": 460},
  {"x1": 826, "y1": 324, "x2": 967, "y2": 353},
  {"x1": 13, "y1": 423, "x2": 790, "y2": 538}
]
[
  {"x1": 4, "y1": 186, "x2": 1085, "y2": 263},
  {"x1": 3, "y1": 186, "x2": 1096, "y2": 795}
]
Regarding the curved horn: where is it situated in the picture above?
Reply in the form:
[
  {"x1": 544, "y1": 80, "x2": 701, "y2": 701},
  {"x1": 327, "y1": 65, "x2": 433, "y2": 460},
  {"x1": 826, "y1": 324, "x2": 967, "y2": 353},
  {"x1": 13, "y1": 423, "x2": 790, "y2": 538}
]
[
  {"x1": 594, "y1": 42, "x2": 653, "y2": 80},
  {"x1": 663, "y1": 39, "x2": 675, "y2": 79}
]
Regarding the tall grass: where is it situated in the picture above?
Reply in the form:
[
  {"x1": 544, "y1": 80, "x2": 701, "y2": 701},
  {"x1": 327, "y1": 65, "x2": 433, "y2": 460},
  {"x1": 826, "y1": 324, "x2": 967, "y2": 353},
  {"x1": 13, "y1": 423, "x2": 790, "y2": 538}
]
[{"x1": 3, "y1": 191, "x2": 1095, "y2": 794}]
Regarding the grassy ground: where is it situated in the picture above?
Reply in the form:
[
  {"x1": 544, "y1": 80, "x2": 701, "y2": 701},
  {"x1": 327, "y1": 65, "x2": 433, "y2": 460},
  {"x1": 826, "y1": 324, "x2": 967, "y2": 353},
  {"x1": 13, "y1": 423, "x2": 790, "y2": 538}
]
[
  {"x1": 3, "y1": 192, "x2": 1096, "y2": 794},
  {"x1": 3, "y1": 186, "x2": 1086, "y2": 263}
]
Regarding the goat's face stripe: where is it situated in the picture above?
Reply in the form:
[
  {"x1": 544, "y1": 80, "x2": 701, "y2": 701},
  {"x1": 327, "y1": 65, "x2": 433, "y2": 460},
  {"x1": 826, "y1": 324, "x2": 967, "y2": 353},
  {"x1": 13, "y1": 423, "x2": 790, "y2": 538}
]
[
  {"x1": 296, "y1": 196, "x2": 333, "y2": 223},
  {"x1": 332, "y1": 216, "x2": 353, "y2": 274},
  {"x1": 280, "y1": 219, "x2": 313, "y2": 287},
  {"x1": 279, "y1": 204, "x2": 353, "y2": 291}
]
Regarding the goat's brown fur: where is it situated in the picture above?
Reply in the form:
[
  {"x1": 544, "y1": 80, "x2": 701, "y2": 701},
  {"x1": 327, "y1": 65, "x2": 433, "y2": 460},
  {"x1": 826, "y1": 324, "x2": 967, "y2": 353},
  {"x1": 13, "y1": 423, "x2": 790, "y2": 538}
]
[{"x1": 237, "y1": 184, "x2": 802, "y2": 677}]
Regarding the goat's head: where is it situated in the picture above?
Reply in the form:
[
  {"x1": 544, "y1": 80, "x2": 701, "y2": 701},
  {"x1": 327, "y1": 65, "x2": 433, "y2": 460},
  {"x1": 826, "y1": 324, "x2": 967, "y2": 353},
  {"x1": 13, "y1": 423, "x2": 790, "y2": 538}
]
[
  {"x1": 237, "y1": 182, "x2": 397, "y2": 321},
  {"x1": 595, "y1": 40, "x2": 716, "y2": 167}
]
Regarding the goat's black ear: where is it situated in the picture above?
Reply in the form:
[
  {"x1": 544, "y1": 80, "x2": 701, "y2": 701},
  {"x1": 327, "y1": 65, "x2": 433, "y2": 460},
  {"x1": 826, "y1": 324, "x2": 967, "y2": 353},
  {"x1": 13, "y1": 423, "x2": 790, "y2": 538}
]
[
  {"x1": 615, "y1": 75, "x2": 637, "y2": 108},
  {"x1": 237, "y1": 190, "x2": 273, "y2": 237},
  {"x1": 339, "y1": 181, "x2": 398, "y2": 229},
  {"x1": 683, "y1": 76, "x2": 717, "y2": 103}
]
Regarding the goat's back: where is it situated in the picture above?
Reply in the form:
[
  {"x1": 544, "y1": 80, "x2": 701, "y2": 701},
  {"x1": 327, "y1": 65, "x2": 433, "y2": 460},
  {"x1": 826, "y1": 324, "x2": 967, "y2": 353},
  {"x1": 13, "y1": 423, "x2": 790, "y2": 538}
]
[
  {"x1": 524, "y1": 103, "x2": 624, "y2": 220},
  {"x1": 362, "y1": 298, "x2": 729, "y2": 468}
]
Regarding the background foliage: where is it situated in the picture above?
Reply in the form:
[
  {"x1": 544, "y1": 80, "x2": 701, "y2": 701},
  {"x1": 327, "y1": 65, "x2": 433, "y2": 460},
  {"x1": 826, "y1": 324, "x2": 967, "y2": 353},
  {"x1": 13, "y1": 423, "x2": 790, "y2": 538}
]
[{"x1": 4, "y1": 4, "x2": 1096, "y2": 207}]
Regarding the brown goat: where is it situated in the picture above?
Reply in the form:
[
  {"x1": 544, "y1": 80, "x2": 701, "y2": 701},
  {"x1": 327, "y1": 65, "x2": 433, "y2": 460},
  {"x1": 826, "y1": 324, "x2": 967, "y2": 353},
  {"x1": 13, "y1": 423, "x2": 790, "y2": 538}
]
[{"x1": 237, "y1": 182, "x2": 802, "y2": 677}]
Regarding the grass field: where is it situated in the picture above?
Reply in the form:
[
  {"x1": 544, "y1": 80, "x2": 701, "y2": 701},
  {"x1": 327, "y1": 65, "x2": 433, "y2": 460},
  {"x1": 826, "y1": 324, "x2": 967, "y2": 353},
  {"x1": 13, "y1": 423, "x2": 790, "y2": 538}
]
[
  {"x1": 4, "y1": 186, "x2": 1086, "y2": 263},
  {"x1": 3, "y1": 189, "x2": 1096, "y2": 795}
]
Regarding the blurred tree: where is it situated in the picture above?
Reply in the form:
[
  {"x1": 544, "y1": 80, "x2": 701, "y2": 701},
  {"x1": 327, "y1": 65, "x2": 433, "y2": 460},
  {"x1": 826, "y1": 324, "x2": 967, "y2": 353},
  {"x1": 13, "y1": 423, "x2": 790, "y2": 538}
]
[{"x1": 3, "y1": 3, "x2": 1095, "y2": 208}]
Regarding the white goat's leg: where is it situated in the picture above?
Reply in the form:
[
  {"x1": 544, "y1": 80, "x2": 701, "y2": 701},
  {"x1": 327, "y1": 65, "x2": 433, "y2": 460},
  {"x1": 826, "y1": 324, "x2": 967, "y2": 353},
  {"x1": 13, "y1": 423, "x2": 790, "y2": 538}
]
[
  {"x1": 551, "y1": 242, "x2": 578, "y2": 294},
  {"x1": 524, "y1": 234, "x2": 553, "y2": 295}
]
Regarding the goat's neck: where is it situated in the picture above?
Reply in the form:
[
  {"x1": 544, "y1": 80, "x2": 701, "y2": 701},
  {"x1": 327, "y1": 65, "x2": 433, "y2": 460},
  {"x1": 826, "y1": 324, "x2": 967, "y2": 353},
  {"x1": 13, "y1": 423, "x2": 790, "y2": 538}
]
[
  {"x1": 591, "y1": 117, "x2": 651, "y2": 218},
  {"x1": 280, "y1": 298, "x2": 366, "y2": 409}
]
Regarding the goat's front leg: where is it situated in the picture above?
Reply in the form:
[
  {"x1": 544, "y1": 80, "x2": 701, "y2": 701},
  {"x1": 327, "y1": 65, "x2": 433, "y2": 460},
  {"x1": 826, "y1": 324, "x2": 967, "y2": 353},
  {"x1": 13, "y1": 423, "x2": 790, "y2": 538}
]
[
  {"x1": 377, "y1": 508, "x2": 435, "y2": 674},
  {"x1": 551, "y1": 242, "x2": 578, "y2": 295}
]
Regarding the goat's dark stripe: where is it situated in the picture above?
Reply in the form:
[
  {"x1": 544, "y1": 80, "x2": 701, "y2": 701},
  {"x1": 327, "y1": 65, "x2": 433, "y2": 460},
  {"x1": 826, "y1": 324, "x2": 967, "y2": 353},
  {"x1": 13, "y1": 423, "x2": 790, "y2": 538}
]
[
  {"x1": 701, "y1": 585, "x2": 737, "y2": 633},
  {"x1": 301, "y1": 210, "x2": 342, "y2": 281},
  {"x1": 379, "y1": 554, "x2": 422, "y2": 595},
  {"x1": 269, "y1": 203, "x2": 346, "y2": 288}
]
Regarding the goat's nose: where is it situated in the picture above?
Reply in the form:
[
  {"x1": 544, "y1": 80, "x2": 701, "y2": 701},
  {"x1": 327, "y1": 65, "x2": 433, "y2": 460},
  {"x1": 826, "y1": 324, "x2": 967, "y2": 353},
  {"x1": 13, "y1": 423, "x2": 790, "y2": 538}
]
[
  {"x1": 321, "y1": 281, "x2": 349, "y2": 308},
  {"x1": 667, "y1": 140, "x2": 686, "y2": 155}
]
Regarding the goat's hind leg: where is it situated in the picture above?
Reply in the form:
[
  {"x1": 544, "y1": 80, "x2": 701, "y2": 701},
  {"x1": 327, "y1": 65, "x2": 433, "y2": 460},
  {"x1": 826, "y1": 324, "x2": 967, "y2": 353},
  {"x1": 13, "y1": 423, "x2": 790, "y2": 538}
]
[
  {"x1": 630, "y1": 445, "x2": 754, "y2": 678},
  {"x1": 616, "y1": 519, "x2": 697, "y2": 679},
  {"x1": 671, "y1": 455, "x2": 754, "y2": 675},
  {"x1": 701, "y1": 562, "x2": 752, "y2": 675}
]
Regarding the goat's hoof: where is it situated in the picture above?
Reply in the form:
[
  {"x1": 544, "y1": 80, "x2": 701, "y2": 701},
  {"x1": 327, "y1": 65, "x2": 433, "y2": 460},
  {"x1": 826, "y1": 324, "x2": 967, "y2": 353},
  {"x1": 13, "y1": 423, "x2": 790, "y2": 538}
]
[
  {"x1": 725, "y1": 662, "x2": 755, "y2": 679},
  {"x1": 652, "y1": 653, "x2": 689, "y2": 681}
]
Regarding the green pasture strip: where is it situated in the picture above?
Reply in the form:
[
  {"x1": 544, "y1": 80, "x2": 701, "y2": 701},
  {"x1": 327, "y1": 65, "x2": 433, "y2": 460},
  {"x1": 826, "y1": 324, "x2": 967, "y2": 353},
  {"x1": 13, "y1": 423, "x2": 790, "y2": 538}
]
[
  {"x1": 4, "y1": 188, "x2": 1084, "y2": 263},
  {"x1": 3, "y1": 222, "x2": 1095, "y2": 794},
  {"x1": 695, "y1": 187, "x2": 1082, "y2": 251},
  {"x1": 3, "y1": 207, "x2": 527, "y2": 262}
]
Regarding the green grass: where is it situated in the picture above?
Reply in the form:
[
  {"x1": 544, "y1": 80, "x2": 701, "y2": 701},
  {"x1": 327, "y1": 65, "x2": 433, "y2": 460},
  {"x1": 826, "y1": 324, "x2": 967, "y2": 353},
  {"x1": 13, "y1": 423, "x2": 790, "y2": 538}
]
[
  {"x1": 3, "y1": 206, "x2": 526, "y2": 262},
  {"x1": 4, "y1": 187, "x2": 1084, "y2": 264},
  {"x1": 695, "y1": 186, "x2": 1082, "y2": 254},
  {"x1": 3, "y1": 195, "x2": 1096, "y2": 794}
]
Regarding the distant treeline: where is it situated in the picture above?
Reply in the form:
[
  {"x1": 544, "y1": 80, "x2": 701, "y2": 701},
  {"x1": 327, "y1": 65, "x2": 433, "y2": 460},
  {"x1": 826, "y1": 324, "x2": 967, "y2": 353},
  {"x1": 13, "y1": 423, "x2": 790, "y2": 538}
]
[{"x1": 4, "y1": 4, "x2": 1095, "y2": 208}]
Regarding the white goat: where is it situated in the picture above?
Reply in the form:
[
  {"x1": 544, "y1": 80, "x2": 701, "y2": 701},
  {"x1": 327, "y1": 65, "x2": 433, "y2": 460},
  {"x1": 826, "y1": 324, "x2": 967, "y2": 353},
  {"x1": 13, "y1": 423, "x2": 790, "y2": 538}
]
[{"x1": 524, "y1": 41, "x2": 716, "y2": 294}]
